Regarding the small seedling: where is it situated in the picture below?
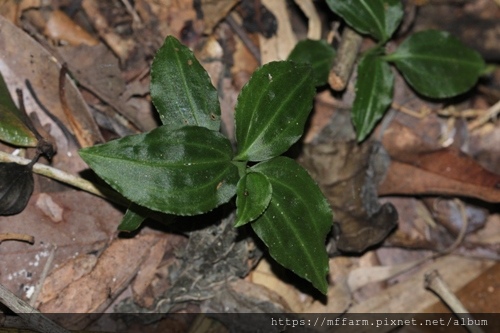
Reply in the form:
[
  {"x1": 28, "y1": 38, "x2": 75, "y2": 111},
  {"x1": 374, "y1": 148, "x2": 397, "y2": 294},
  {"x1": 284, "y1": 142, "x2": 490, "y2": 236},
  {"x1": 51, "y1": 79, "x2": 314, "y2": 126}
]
[
  {"x1": 326, "y1": 0, "x2": 485, "y2": 141},
  {"x1": 79, "y1": 36, "x2": 333, "y2": 294}
]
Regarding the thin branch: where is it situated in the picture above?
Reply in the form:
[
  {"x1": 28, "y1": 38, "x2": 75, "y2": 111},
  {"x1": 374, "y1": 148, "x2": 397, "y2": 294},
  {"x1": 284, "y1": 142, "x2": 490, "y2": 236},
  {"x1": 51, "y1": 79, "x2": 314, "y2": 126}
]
[{"x1": 425, "y1": 270, "x2": 484, "y2": 333}]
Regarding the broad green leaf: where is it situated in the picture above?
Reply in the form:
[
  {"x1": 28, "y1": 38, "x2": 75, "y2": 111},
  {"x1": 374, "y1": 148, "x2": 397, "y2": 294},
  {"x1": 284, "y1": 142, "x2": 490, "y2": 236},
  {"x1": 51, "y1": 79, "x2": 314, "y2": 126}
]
[
  {"x1": 352, "y1": 49, "x2": 394, "y2": 142},
  {"x1": 326, "y1": 0, "x2": 401, "y2": 42},
  {"x1": 250, "y1": 157, "x2": 332, "y2": 294},
  {"x1": 287, "y1": 39, "x2": 336, "y2": 86},
  {"x1": 385, "y1": 30, "x2": 485, "y2": 98},
  {"x1": 234, "y1": 61, "x2": 315, "y2": 161},
  {"x1": 80, "y1": 126, "x2": 239, "y2": 215},
  {"x1": 0, "y1": 73, "x2": 37, "y2": 147},
  {"x1": 150, "y1": 36, "x2": 221, "y2": 131},
  {"x1": 118, "y1": 204, "x2": 146, "y2": 232},
  {"x1": 235, "y1": 171, "x2": 272, "y2": 227}
]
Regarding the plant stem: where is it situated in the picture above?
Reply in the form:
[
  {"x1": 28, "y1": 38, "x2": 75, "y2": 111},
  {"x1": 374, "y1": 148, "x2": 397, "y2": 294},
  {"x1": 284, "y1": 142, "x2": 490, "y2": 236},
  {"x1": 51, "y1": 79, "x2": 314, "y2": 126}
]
[{"x1": 0, "y1": 150, "x2": 129, "y2": 207}]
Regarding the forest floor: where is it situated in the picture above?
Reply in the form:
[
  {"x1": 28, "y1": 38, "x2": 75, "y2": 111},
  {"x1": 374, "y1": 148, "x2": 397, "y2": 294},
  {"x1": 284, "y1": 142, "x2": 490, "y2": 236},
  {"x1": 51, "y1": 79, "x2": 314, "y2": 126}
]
[{"x1": 0, "y1": 1, "x2": 499, "y2": 332}]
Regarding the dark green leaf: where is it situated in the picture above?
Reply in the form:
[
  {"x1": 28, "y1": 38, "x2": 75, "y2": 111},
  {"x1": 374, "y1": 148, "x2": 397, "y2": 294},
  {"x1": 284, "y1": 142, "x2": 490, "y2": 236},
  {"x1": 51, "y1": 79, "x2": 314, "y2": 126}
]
[
  {"x1": 287, "y1": 39, "x2": 336, "y2": 86},
  {"x1": 0, "y1": 162, "x2": 34, "y2": 215},
  {"x1": 150, "y1": 36, "x2": 221, "y2": 131},
  {"x1": 79, "y1": 126, "x2": 239, "y2": 215},
  {"x1": 250, "y1": 157, "x2": 332, "y2": 294},
  {"x1": 235, "y1": 171, "x2": 272, "y2": 227},
  {"x1": 385, "y1": 30, "x2": 485, "y2": 98},
  {"x1": 326, "y1": 0, "x2": 399, "y2": 42},
  {"x1": 118, "y1": 204, "x2": 146, "y2": 232},
  {"x1": 0, "y1": 72, "x2": 37, "y2": 147},
  {"x1": 383, "y1": 0, "x2": 404, "y2": 39},
  {"x1": 234, "y1": 61, "x2": 315, "y2": 161},
  {"x1": 352, "y1": 49, "x2": 394, "y2": 142}
]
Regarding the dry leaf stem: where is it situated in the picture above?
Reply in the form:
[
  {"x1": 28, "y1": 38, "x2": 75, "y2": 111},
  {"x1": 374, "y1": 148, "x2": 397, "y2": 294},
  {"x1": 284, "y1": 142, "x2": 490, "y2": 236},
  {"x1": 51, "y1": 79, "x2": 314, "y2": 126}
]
[
  {"x1": 424, "y1": 270, "x2": 484, "y2": 333},
  {"x1": 0, "y1": 150, "x2": 128, "y2": 207}
]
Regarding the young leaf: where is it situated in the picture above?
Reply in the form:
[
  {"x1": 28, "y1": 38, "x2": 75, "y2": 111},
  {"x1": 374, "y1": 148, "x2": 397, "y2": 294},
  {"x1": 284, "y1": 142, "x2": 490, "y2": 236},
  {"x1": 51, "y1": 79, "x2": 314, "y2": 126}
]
[
  {"x1": 150, "y1": 36, "x2": 221, "y2": 131},
  {"x1": 287, "y1": 39, "x2": 336, "y2": 86},
  {"x1": 80, "y1": 126, "x2": 239, "y2": 216},
  {"x1": 385, "y1": 30, "x2": 485, "y2": 98},
  {"x1": 0, "y1": 73, "x2": 37, "y2": 147},
  {"x1": 118, "y1": 204, "x2": 146, "y2": 232},
  {"x1": 235, "y1": 171, "x2": 272, "y2": 227},
  {"x1": 250, "y1": 157, "x2": 332, "y2": 294},
  {"x1": 234, "y1": 61, "x2": 315, "y2": 162},
  {"x1": 352, "y1": 49, "x2": 394, "y2": 142},
  {"x1": 384, "y1": 0, "x2": 404, "y2": 39},
  {"x1": 326, "y1": 0, "x2": 402, "y2": 42}
]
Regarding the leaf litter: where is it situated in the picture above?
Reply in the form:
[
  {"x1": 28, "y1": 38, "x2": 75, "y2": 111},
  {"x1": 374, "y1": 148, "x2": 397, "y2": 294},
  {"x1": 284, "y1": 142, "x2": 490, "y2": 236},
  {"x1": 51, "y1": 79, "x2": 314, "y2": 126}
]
[{"x1": 0, "y1": 0, "x2": 499, "y2": 331}]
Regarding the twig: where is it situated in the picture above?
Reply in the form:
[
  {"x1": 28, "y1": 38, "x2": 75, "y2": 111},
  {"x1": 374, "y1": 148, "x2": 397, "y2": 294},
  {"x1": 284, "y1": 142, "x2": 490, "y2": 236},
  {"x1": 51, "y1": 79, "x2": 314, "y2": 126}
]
[
  {"x1": 293, "y1": 0, "x2": 321, "y2": 40},
  {"x1": 424, "y1": 270, "x2": 484, "y2": 333},
  {"x1": 0, "y1": 150, "x2": 128, "y2": 207},
  {"x1": 0, "y1": 233, "x2": 34, "y2": 244},
  {"x1": 226, "y1": 13, "x2": 262, "y2": 65},
  {"x1": 467, "y1": 99, "x2": 500, "y2": 131},
  {"x1": 29, "y1": 244, "x2": 57, "y2": 307},
  {"x1": 328, "y1": 26, "x2": 362, "y2": 91},
  {"x1": 0, "y1": 283, "x2": 70, "y2": 333}
]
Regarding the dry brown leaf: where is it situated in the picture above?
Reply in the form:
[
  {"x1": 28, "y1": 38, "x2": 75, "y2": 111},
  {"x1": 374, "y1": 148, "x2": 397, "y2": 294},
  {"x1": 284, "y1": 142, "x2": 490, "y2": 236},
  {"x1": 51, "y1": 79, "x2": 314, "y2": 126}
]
[
  {"x1": 300, "y1": 141, "x2": 398, "y2": 253},
  {"x1": 0, "y1": 14, "x2": 103, "y2": 147},
  {"x1": 38, "y1": 233, "x2": 168, "y2": 329},
  {"x1": 131, "y1": 237, "x2": 169, "y2": 309},
  {"x1": 199, "y1": 0, "x2": 239, "y2": 34},
  {"x1": 23, "y1": 8, "x2": 98, "y2": 46},
  {"x1": 380, "y1": 121, "x2": 500, "y2": 203},
  {"x1": 259, "y1": 0, "x2": 296, "y2": 63},
  {"x1": 0, "y1": 190, "x2": 122, "y2": 301}
]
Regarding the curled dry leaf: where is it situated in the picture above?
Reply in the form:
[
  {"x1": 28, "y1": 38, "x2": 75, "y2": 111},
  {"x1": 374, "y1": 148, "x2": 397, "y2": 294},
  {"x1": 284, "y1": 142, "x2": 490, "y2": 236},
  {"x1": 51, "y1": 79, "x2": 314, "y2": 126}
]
[
  {"x1": 299, "y1": 140, "x2": 398, "y2": 253},
  {"x1": 380, "y1": 121, "x2": 500, "y2": 203}
]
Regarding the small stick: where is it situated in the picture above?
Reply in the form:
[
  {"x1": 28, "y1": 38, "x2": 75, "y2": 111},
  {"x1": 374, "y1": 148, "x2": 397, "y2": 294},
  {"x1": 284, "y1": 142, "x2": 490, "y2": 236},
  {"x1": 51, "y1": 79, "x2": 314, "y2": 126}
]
[
  {"x1": 0, "y1": 233, "x2": 34, "y2": 244},
  {"x1": 226, "y1": 13, "x2": 262, "y2": 65},
  {"x1": 0, "y1": 283, "x2": 70, "y2": 333},
  {"x1": 328, "y1": 26, "x2": 363, "y2": 91},
  {"x1": 424, "y1": 270, "x2": 484, "y2": 333},
  {"x1": 468, "y1": 99, "x2": 500, "y2": 131}
]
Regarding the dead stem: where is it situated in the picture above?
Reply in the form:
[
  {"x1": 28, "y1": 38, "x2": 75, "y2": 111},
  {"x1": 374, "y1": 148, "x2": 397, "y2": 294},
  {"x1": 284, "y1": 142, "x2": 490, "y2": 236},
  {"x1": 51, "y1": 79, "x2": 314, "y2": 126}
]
[
  {"x1": 0, "y1": 233, "x2": 34, "y2": 244},
  {"x1": 0, "y1": 283, "x2": 70, "y2": 333},
  {"x1": 424, "y1": 270, "x2": 484, "y2": 333}
]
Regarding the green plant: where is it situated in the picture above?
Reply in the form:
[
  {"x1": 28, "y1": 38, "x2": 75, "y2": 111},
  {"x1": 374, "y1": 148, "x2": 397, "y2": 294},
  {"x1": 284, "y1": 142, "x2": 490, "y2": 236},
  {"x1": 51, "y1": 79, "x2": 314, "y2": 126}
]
[
  {"x1": 79, "y1": 36, "x2": 333, "y2": 294},
  {"x1": 326, "y1": 0, "x2": 485, "y2": 141}
]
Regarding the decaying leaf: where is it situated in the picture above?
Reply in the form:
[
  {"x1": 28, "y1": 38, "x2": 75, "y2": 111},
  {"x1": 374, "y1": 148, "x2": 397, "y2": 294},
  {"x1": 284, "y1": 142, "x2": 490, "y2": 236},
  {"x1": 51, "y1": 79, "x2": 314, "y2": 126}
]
[
  {"x1": 299, "y1": 140, "x2": 398, "y2": 253},
  {"x1": 38, "y1": 233, "x2": 169, "y2": 329},
  {"x1": 0, "y1": 162, "x2": 34, "y2": 215},
  {"x1": 380, "y1": 121, "x2": 500, "y2": 203}
]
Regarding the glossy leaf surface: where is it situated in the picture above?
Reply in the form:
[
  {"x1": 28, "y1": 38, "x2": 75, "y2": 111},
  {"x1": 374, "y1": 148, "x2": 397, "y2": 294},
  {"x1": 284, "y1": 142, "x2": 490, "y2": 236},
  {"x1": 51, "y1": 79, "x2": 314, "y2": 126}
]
[
  {"x1": 80, "y1": 126, "x2": 239, "y2": 215},
  {"x1": 0, "y1": 73, "x2": 37, "y2": 147},
  {"x1": 326, "y1": 0, "x2": 402, "y2": 42},
  {"x1": 250, "y1": 157, "x2": 332, "y2": 294},
  {"x1": 352, "y1": 49, "x2": 394, "y2": 142},
  {"x1": 150, "y1": 36, "x2": 221, "y2": 131},
  {"x1": 386, "y1": 30, "x2": 485, "y2": 98},
  {"x1": 287, "y1": 39, "x2": 336, "y2": 86},
  {"x1": 234, "y1": 61, "x2": 315, "y2": 161},
  {"x1": 235, "y1": 171, "x2": 272, "y2": 227}
]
